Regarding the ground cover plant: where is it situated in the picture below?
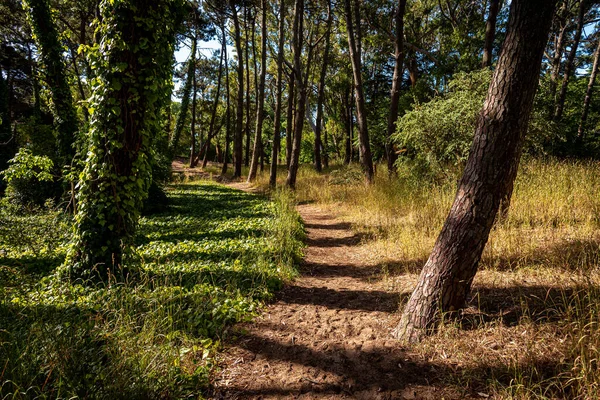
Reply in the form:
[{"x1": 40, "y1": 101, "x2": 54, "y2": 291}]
[
  {"x1": 254, "y1": 159, "x2": 600, "y2": 398},
  {"x1": 0, "y1": 181, "x2": 303, "y2": 399}
]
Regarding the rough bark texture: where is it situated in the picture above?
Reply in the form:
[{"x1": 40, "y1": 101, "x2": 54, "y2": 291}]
[
  {"x1": 344, "y1": 0, "x2": 374, "y2": 183},
  {"x1": 247, "y1": 0, "x2": 267, "y2": 182},
  {"x1": 232, "y1": 6, "x2": 244, "y2": 178},
  {"x1": 343, "y1": 86, "x2": 352, "y2": 164},
  {"x1": 578, "y1": 34, "x2": 600, "y2": 140},
  {"x1": 395, "y1": 0, "x2": 557, "y2": 343},
  {"x1": 554, "y1": 0, "x2": 586, "y2": 121},
  {"x1": 285, "y1": 0, "x2": 305, "y2": 189},
  {"x1": 269, "y1": 0, "x2": 286, "y2": 187},
  {"x1": 482, "y1": 0, "x2": 500, "y2": 68},
  {"x1": 385, "y1": 0, "x2": 406, "y2": 176}
]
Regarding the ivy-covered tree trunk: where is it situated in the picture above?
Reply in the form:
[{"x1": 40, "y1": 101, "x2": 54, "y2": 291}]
[
  {"x1": 395, "y1": 0, "x2": 557, "y2": 343},
  {"x1": 23, "y1": 0, "x2": 78, "y2": 168},
  {"x1": 66, "y1": 0, "x2": 183, "y2": 280},
  {"x1": 169, "y1": 36, "x2": 196, "y2": 157}
]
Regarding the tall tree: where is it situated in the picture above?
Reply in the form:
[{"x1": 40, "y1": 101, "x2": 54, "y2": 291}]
[
  {"x1": 170, "y1": 36, "x2": 196, "y2": 156},
  {"x1": 385, "y1": 0, "x2": 407, "y2": 176},
  {"x1": 482, "y1": 0, "x2": 500, "y2": 68},
  {"x1": 66, "y1": 0, "x2": 184, "y2": 279},
  {"x1": 189, "y1": 34, "x2": 198, "y2": 167},
  {"x1": 394, "y1": 0, "x2": 557, "y2": 343},
  {"x1": 314, "y1": 0, "x2": 332, "y2": 173},
  {"x1": 269, "y1": 0, "x2": 286, "y2": 187},
  {"x1": 23, "y1": 0, "x2": 79, "y2": 167},
  {"x1": 577, "y1": 32, "x2": 600, "y2": 140},
  {"x1": 231, "y1": 3, "x2": 244, "y2": 178},
  {"x1": 247, "y1": 0, "x2": 267, "y2": 182},
  {"x1": 285, "y1": 74, "x2": 295, "y2": 169},
  {"x1": 554, "y1": 0, "x2": 587, "y2": 121},
  {"x1": 221, "y1": 18, "x2": 231, "y2": 175},
  {"x1": 344, "y1": 0, "x2": 374, "y2": 183}
]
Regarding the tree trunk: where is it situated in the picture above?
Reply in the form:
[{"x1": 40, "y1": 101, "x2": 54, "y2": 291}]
[
  {"x1": 221, "y1": 18, "x2": 231, "y2": 175},
  {"x1": 386, "y1": 0, "x2": 407, "y2": 176},
  {"x1": 24, "y1": 0, "x2": 79, "y2": 167},
  {"x1": 170, "y1": 36, "x2": 196, "y2": 157},
  {"x1": 286, "y1": 75, "x2": 295, "y2": 169},
  {"x1": 248, "y1": 0, "x2": 267, "y2": 182},
  {"x1": 344, "y1": 0, "x2": 374, "y2": 183},
  {"x1": 270, "y1": 0, "x2": 286, "y2": 187},
  {"x1": 244, "y1": 6, "x2": 252, "y2": 168},
  {"x1": 344, "y1": 87, "x2": 352, "y2": 164},
  {"x1": 189, "y1": 35, "x2": 198, "y2": 167},
  {"x1": 285, "y1": 0, "x2": 305, "y2": 188},
  {"x1": 554, "y1": 0, "x2": 586, "y2": 121},
  {"x1": 549, "y1": 2, "x2": 569, "y2": 102},
  {"x1": 314, "y1": 0, "x2": 332, "y2": 173},
  {"x1": 395, "y1": 0, "x2": 557, "y2": 343},
  {"x1": 482, "y1": 0, "x2": 500, "y2": 68},
  {"x1": 232, "y1": 6, "x2": 244, "y2": 178},
  {"x1": 577, "y1": 33, "x2": 600, "y2": 141}
]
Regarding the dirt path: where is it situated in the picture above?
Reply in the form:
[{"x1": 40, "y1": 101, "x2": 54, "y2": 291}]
[{"x1": 210, "y1": 201, "x2": 470, "y2": 399}]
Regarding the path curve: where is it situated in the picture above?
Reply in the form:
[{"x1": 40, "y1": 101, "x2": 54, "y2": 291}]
[{"x1": 210, "y1": 200, "x2": 469, "y2": 399}]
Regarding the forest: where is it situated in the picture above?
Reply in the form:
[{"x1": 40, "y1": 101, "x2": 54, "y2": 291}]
[{"x1": 2, "y1": 0, "x2": 600, "y2": 398}]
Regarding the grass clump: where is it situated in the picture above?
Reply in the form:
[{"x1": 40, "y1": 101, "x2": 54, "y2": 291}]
[{"x1": 0, "y1": 180, "x2": 303, "y2": 399}]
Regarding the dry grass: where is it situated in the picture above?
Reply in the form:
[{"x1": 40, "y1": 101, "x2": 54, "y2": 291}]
[{"x1": 251, "y1": 158, "x2": 600, "y2": 399}]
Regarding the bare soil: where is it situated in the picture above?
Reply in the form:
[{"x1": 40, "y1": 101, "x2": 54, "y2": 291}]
[{"x1": 210, "y1": 201, "x2": 477, "y2": 399}]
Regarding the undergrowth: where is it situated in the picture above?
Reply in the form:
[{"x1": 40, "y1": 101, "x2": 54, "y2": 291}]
[{"x1": 0, "y1": 181, "x2": 303, "y2": 399}]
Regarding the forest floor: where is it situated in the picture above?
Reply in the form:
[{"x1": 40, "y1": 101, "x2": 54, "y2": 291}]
[{"x1": 210, "y1": 190, "x2": 475, "y2": 400}]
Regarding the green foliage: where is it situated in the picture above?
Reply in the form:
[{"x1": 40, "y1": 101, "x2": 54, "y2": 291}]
[
  {"x1": 22, "y1": 0, "x2": 79, "y2": 167},
  {"x1": 66, "y1": 0, "x2": 185, "y2": 279},
  {"x1": 0, "y1": 181, "x2": 303, "y2": 398},
  {"x1": 395, "y1": 70, "x2": 559, "y2": 178},
  {"x1": 1, "y1": 148, "x2": 60, "y2": 207}
]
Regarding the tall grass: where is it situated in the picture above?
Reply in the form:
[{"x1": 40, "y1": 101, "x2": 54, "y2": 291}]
[{"x1": 255, "y1": 158, "x2": 600, "y2": 398}]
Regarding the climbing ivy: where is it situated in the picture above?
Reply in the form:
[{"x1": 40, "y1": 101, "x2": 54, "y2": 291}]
[
  {"x1": 22, "y1": 0, "x2": 79, "y2": 168},
  {"x1": 66, "y1": 0, "x2": 185, "y2": 280}
]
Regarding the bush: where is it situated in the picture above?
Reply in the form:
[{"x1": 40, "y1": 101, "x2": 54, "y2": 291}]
[{"x1": 395, "y1": 70, "x2": 559, "y2": 178}]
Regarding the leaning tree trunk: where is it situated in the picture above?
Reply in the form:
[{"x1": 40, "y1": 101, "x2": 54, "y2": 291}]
[
  {"x1": 269, "y1": 0, "x2": 286, "y2": 187},
  {"x1": 285, "y1": 0, "x2": 305, "y2": 189},
  {"x1": 314, "y1": 0, "x2": 332, "y2": 173},
  {"x1": 344, "y1": 0, "x2": 374, "y2": 184},
  {"x1": 67, "y1": 0, "x2": 183, "y2": 280},
  {"x1": 549, "y1": 3, "x2": 569, "y2": 102},
  {"x1": 554, "y1": 0, "x2": 586, "y2": 121},
  {"x1": 577, "y1": 33, "x2": 600, "y2": 141},
  {"x1": 232, "y1": 6, "x2": 244, "y2": 178},
  {"x1": 23, "y1": 0, "x2": 78, "y2": 167},
  {"x1": 247, "y1": 0, "x2": 267, "y2": 182},
  {"x1": 395, "y1": 0, "x2": 557, "y2": 343},
  {"x1": 482, "y1": 0, "x2": 500, "y2": 68},
  {"x1": 385, "y1": 0, "x2": 407, "y2": 176}
]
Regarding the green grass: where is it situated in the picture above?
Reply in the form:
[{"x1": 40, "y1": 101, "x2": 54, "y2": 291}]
[{"x1": 0, "y1": 181, "x2": 303, "y2": 399}]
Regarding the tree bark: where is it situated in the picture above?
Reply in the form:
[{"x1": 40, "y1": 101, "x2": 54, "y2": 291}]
[
  {"x1": 285, "y1": 0, "x2": 306, "y2": 189},
  {"x1": 344, "y1": 0, "x2": 374, "y2": 183},
  {"x1": 554, "y1": 0, "x2": 586, "y2": 121},
  {"x1": 343, "y1": 86, "x2": 352, "y2": 164},
  {"x1": 314, "y1": 0, "x2": 332, "y2": 173},
  {"x1": 189, "y1": 35, "x2": 198, "y2": 167},
  {"x1": 244, "y1": 5, "x2": 252, "y2": 168},
  {"x1": 221, "y1": 18, "x2": 231, "y2": 175},
  {"x1": 482, "y1": 0, "x2": 500, "y2": 68},
  {"x1": 232, "y1": 5, "x2": 244, "y2": 178},
  {"x1": 549, "y1": 1, "x2": 570, "y2": 102},
  {"x1": 395, "y1": 0, "x2": 557, "y2": 343},
  {"x1": 386, "y1": 0, "x2": 407, "y2": 176},
  {"x1": 285, "y1": 75, "x2": 295, "y2": 169},
  {"x1": 247, "y1": 0, "x2": 267, "y2": 182},
  {"x1": 270, "y1": 0, "x2": 286, "y2": 187},
  {"x1": 577, "y1": 33, "x2": 600, "y2": 141}
]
